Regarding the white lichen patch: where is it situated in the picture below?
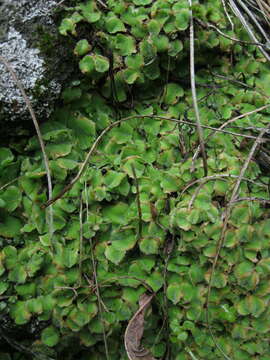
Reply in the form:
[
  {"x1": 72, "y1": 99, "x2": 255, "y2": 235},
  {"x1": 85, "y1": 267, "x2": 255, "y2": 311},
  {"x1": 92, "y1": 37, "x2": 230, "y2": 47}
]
[
  {"x1": 0, "y1": 0, "x2": 62, "y2": 121},
  {"x1": 0, "y1": 27, "x2": 44, "y2": 103}
]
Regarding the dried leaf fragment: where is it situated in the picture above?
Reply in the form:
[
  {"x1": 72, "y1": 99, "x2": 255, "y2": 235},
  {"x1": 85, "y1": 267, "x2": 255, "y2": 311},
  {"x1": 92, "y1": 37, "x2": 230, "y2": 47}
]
[{"x1": 124, "y1": 293, "x2": 157, "y2": 360}]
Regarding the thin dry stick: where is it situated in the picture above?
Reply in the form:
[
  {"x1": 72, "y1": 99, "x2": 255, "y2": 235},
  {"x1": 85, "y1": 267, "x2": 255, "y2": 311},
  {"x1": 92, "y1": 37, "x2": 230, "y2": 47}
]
[
  {"x1": 228, "y1": 0, "x2": 270, "y2": 61},
  {"x1": 0, "y1": 177, "x2": 21, "y2": 192},
  {"x1": 247, "y1": 0, "x2": 269, "y2": 13},
  {"x1": 0, "y1": 55, "x2": 54, "y2": 238},
  {"x1": 185, "y1": 347, "x2": 200, "y2": 360},
  {"x1": 195, "y1": 18, "x2": 268, "y2": 48},
  {"x1": 212, "y1": 103, "x2": 270, "y2": 132},
  {"x1": 206, "y1": 122, "x2": 270, "y2": 359},
  {"x1": 185, "y1": 174, "x2": 267, "y2": 209},
  {"x1": 238, "y1": 0, "x2": 270, "y2": 42},
  {"x1": 192, "y1": 103, "x2": 270, "y2": 163},
  {"x1": 54, "y1": 286, "x2": 78, "y2": 299},
  {"x1": 256, "y1": 0, "x2": 270, "y2": 25},
  {"x1": 84, "y1": 183, "x2": 110, "y2": 360},
  {"x1": 84, "y1": 274, "x2": 109, "y2": 313},
  {"x1": 85, "y1": 266, "x2": 110, "y2": 359},
  {"x1": 159, "y1": 56, "x2": 171, "y2": 106},
  {"x1": 211, "y1": 72, "x2": 270, "y2": 100},
  {"x1": 49, "y1": 0, "x2": 66, "y2": 11},
  {"x1": 189, "y1": 0, "x2": 208, "y2": 176},
  {"x1": 42, "y1": 115, "x2": 267, "y2": 208},
  {"x1": 221, "y1": 0, "x2": 235, "y2": 31},
  {"x1": 0, "y1": 326, "x2": 54, "y2": 360},
  {"x1": 216, "y1": 104, "x2": 270, "y2": 129},
  {"x1": 156, "y1": 235, "x2": 175, "y2": 357},
  {"x1": 181, "y1": 173, "x2": 267, "y2": 197},
  {"x1": 78, "y1": 196, "x2": 83, "y2": 286},
  {"x1": 232, "y1": 124, "x2": 270, "y2": 132},
  {"x1": 230, "y1": 196, "x2": 270, "y2": 204},
  {"x1": 100, "y1": 276, "x2": 153, "y2": 293},
  {"x1": 131, "y1": 164, "x2": 143, "y2": 240},
  {"x1": 96, "y1": 0, "x2": 108, "y2": 9},
  {"x1": 188, "y1": 181, "x2": 210, "y2": 210},
  {"x1": 88, "y1": 246, "x2": 110, "y2": 360}
]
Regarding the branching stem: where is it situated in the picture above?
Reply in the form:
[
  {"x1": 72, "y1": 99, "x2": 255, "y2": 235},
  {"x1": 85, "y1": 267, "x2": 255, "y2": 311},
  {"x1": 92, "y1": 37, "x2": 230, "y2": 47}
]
[{"x1": 42, "y1": 115, "x2": 268, "y2": 208}]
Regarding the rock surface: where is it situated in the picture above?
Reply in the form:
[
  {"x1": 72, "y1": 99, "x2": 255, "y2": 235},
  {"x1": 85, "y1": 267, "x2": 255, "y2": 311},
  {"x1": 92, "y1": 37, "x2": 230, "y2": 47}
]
[{"x1": 0, "y1": 0, "x2": 72, "y2": 126}]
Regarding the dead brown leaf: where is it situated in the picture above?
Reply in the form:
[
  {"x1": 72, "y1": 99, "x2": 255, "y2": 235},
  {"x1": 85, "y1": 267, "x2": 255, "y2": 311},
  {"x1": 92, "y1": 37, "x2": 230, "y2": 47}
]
[{"x1": 124, "y1": 293, "x2": 157, "y2": 360}]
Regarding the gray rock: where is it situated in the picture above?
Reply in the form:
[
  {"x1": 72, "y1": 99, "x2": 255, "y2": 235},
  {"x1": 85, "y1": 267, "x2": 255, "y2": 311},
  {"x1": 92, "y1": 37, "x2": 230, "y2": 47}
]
[{"x1": 0, "y1": 0, "x2": 72, "y2": 126}]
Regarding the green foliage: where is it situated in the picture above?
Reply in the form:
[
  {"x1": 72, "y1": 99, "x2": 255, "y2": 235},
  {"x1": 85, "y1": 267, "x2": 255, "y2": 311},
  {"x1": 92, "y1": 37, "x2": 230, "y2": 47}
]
[
  {"x1": 57, "y1": 0, "x2": 195, "y2": 93},
  {"x1": 41, "y1": 326, "x2": 60, "y2": 347},
  {"x1": 1, "y1": 0, "x2": 270, "y2": 359}
]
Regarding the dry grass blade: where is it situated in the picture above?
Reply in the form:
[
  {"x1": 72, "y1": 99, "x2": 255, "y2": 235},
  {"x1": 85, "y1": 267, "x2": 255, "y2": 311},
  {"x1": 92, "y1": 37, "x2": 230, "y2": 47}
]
[
  {"x1": 78, "y1": 195, "x2": 83, "y2": 286},
  {"x1": 255, "y1": 0, "x2": 270, "y2": 25},
  {"x1": 131, "y1": 164, "x2": 143, "y2": 240},
  {"x1": 96, "y1": 0, "x2": 108, "y2": 9},
  {"x1": 125, "y1": 293, "x2": 156, "y2": 360},
  {"x1": 238, "y1": 0, "x2": 270, "y2": 42},
  {"x1": 228, "y1": 0, "x2": 270, "y2": 61},
  {"x1": 222, "y1": 0, "x2": 235, "y2": 30},
  {"x1": 84, "y1": 182, "x2": 110, "y2": 360},
  {"x1": 189, "y1": 0, "x2": 208, "y2": 176},
  {"x1": 185, "y1": 347, "x2": 200, "y2": 360},
  {"x1": 0, "y1": 55, "x2": 54, "y2": 240}
]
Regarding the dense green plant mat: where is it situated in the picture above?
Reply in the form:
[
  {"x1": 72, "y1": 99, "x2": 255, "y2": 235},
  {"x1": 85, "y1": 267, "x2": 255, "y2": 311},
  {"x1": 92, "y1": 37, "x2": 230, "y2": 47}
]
[{"x1": 1, "y1": 0, "x2": 270, "y2": 359}]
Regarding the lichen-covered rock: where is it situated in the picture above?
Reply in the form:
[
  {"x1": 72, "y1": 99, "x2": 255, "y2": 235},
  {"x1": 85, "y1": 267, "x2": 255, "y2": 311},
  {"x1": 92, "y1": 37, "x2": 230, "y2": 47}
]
[{"x1": 0, "y1": 0, "x2": 74, "y2": 129}]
